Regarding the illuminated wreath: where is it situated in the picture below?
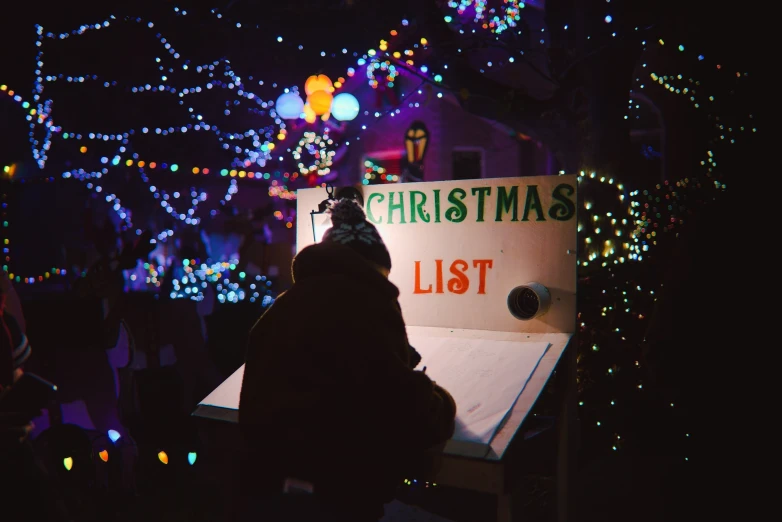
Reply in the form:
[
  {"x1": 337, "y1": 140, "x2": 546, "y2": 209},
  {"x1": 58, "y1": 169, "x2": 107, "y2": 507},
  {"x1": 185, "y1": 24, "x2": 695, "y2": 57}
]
[
  {"x1": 447, "y1": 0, "x2": 523, "y2": 34},
  {"x1": 293, "y1": 131, "x2": 336, "y2": 176},
  {"x1": 366, "y1": 58, "x2": 399, "y2": 89}
]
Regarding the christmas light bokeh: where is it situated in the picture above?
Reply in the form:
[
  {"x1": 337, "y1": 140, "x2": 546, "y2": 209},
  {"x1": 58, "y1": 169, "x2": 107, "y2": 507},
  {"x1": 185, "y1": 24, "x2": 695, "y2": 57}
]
[{"x1": 0, "y1": 3, "x2": 757, "y2": 461}]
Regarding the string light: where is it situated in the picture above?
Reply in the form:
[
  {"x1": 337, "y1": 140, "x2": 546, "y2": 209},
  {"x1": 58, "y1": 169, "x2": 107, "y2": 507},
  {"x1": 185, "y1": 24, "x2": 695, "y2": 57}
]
[
  {"x1": 366, "y1": 56, "x2": 399, "y2": 89},
  {"x1": 2, "y1": 15, "x2": 438, "y2": 174},
  {"x1": 572, "y1": 171, "x2": 726, "y2": 269},
  {"x1": 441, "y1": 14, "x2": 752, "y2": 458},
  {"x1": 293, "y1": 131, "x2": 336, "y2": 177},
  {"x1": 162, "y1": 2, "x2": 747, "y2": 466},
  {"x1": 403, "y1": 478, "x2": 437, "y2": 488},
  {"x1": 362, "y1": 159, "x2": 400, "y2": 184},
  {"x1": 1, "y1": 13, "x2": 438, "y2": 285},
  {"x1": 157, "y1": 451, "x2": 169, "y2": 465},
  {"x1": 138, "y1": 167, "x2": 205, "y2": 226},
  {"x1": 267, "y1": 180, "x2": 297, "y2": 201},
  {"x1": 170, "y1": 259, "x2": 275, "y2": 305},
  {"x1": 0, "y1": 7, "x2": 754, "y2": 467},
  {"x1": 1, "y1": 191, "x2": 68, "y2": 284},
  {"x1": 446, "y1": 1, "x2": 524, "y2": 34},
  {"x1": 1, "y1": 13, "x2": 439, "y2": 186},
  {"x1": 570, "y1": 150, "x2": 737, "y2": 455}
]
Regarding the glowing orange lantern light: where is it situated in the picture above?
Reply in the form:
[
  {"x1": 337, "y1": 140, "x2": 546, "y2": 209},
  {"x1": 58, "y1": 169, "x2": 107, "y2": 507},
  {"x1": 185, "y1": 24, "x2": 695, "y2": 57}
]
[
  {"x1": 303, "y1": 102, "x2": 317, "y2": 123},
  {"x1": 304, "y1": 74, "x2": 334, "y2": 96},
  {"x1": 308, "y1": 90, "x2": 333, "y2": 116}
]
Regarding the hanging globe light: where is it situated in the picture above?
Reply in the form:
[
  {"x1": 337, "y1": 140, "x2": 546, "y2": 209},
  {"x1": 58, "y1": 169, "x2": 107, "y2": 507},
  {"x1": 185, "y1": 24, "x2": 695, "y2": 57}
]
[
  {"x1": 330, "y1": 92, "x2": 360, "y2": 121},
  {"x1": 275, "y1": 92, "x2": 305, "y2": 120},
  {"x1": 302, "y1": 102, "x2": 317, "y2": 123},
  {"x1": 308, "y1": 90, "x2": 333, "y2": 116},
  {"x1": 305, "y1": 74, "x2": 334, "y2": 95}
]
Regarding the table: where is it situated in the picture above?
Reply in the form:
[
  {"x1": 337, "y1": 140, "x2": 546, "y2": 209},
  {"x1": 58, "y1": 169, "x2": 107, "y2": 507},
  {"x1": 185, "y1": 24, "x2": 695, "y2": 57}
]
[{"x1": 193, "y1": 327, "x2": 577, "y2": 522}]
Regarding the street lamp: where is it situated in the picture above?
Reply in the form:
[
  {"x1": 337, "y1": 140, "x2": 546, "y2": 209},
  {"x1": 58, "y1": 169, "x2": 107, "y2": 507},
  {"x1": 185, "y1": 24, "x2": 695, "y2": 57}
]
[
  {"x1": 402, "y1": 120, "x2": 429, "y2": 182},
  {"x1": 310, "y1": 183, "x2": 336, "y2": 243},
  {"x1": 309, "y1": 185, "x2": 366, "y2": 243}
]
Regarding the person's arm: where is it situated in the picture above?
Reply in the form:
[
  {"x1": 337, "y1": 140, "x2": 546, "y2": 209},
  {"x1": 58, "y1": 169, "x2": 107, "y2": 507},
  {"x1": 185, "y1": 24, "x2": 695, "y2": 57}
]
[
  {"x1": 369, "y1": 342, "x2": 456, "y2": 448},
  {"x1": 351, "y1": 296, "x2": 456, "y2": 450},
  {"x1": 407, "y1": 344, "x2": 422, "y2": 369},
  {"x1": 240, "y1": 282, "x2": 456, "y2": 449}
]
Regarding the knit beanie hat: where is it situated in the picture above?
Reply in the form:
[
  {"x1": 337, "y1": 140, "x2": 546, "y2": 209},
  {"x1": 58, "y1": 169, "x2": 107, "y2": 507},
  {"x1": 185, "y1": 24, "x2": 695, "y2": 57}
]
[{"x1": 321, "y1": 198, "x2": 392, "y2": 271}]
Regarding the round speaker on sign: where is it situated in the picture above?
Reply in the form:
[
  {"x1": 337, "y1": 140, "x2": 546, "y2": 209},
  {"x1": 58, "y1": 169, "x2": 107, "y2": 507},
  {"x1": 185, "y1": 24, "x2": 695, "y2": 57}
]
[{"x1": 507, "y1": 283, "x2": 552, "y2": 321}]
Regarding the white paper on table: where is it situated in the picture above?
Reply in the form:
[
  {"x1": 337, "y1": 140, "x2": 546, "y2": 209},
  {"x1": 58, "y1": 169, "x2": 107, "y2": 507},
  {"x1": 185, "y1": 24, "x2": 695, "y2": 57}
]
[
  {"x1": 200, "y1": 364, "x2": 244, "y2": 409},
  {"x1": 407, "y1": 336, "x2": 550, "y2": 446}
]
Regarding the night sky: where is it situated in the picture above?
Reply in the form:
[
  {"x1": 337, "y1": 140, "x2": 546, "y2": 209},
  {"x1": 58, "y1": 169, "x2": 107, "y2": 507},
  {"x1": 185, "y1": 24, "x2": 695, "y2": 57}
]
[{"x1": 1, "y1": 0, "x2": 757, "y2": 165}]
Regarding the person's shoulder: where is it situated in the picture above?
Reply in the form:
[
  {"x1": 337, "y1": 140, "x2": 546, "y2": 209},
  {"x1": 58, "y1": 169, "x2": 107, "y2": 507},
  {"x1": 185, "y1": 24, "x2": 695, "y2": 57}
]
[{"x1": 288, "y1": 273, "x2": 364, "y2": 303}]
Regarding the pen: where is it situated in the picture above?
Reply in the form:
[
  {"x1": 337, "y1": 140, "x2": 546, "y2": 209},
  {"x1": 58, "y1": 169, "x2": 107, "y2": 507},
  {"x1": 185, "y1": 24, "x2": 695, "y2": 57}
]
[{"x1": 422, "y1": 366, "x2": 427, "y2": 373}]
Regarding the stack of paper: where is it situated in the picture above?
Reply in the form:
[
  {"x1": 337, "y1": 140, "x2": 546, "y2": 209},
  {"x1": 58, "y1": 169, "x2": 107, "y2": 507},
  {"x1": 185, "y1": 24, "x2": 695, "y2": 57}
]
[
  {"x1": 195, "y1": 336, "x2": 551, "y2": 458},
  {"x1": 408, "y1": 336, "x2": 550, "y2": 452}
]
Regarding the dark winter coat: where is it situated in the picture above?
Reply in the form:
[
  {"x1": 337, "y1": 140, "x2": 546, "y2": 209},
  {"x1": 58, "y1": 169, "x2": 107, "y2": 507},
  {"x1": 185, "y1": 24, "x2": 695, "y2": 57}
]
[{"x1": 239, "y1": 241, "x2": 456, "y2": 520}]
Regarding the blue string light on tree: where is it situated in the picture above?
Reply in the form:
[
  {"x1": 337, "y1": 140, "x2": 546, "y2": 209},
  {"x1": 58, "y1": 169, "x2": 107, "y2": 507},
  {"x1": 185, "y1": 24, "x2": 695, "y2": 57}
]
[
  {"x1": 4, "y1": 12, "x2": 437, "y2": 287},
  {"x1": 219, "y1": 179, "x2": 239, "y2": 209},
  {"x1": 1, "y1": 14, "x2": 438, "y2": 192},
  {"x1": 0, "y1": 5, "x2": 753, "y2": 312},
  {"x1": 25, "y1": 17, "x2": 292, "y2": 175},
  {"x1": 170, "y1": 259, "x2": 275, "y2": 305},
  {"x1": 138, "y1": 167, "x2": 205, "y2": 226},
  {"x1": 62, "y1": 167, "x2": 134, "y2": 231}
]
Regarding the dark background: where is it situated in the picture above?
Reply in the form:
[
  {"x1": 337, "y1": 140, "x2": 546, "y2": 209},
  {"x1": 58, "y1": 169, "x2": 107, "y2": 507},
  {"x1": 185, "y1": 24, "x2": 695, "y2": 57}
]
[{"x1": 0, "y1": 1, "x2": 765, "y2": 520}]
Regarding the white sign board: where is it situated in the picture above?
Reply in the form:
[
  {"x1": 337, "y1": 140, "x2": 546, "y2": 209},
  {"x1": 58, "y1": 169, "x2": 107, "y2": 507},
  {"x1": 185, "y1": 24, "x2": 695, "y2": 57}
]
[
  {"x1": 195, "y1": 175, "x2": 577, "y2": 461},
  {"x1": 297, "y1": 175, "x2": 578, "y2": 334},
  {"x1": 196, "y1": 328, "x2": 567, "y2": 459}
]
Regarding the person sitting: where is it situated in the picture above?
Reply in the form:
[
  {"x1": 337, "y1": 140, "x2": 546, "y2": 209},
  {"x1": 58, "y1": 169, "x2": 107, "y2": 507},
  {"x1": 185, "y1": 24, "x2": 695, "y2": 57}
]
[{"x1": 238, "y1": 198, "x2": 456, "y2": 522}]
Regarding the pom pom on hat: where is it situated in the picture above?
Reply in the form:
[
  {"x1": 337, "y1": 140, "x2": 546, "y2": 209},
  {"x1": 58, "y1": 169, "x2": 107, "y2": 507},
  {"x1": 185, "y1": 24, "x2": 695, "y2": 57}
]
[
  {"x1": 328, "y1": 198, "x2": 367, "y2": 227},
  {"x1": 322, "y1": 198, "x2": 392, "y2": 271}
]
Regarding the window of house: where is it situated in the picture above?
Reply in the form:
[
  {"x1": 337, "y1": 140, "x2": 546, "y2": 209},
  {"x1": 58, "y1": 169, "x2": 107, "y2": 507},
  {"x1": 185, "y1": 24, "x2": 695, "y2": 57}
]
[
  {"x1": 361, "y1": 151, "x2": 404, "y2": 185},
  {"x1": 452, "y1": 149, "x2": 483, "y2": 180}
]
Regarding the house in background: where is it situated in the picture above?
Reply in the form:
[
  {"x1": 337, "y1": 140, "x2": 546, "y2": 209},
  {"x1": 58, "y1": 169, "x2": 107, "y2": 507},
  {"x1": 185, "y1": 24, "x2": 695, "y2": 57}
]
[{"x1": 327, "y1": 64, "x2": 557, "y2": 187}]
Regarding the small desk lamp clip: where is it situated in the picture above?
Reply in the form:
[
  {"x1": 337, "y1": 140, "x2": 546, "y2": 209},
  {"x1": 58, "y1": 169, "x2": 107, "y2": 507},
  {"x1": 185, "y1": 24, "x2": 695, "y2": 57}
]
[{"x1": 310, "y1": 183, "x2": 336, "y2": 243}]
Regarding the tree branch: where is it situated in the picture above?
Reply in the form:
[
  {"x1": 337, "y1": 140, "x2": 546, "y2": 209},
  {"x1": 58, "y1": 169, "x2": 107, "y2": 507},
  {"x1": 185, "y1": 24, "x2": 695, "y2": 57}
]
[{"x1": 410, "y1": 0, "x2": 568, "y2": 120}]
